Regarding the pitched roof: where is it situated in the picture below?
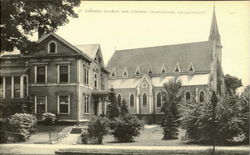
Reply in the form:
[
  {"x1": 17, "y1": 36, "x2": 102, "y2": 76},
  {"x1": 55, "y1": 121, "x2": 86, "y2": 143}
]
[
  {"x1": 107, "y1": 41, "x2": 213, "y2": 76},
  {"x1": 108, "y1": 73, "x2": 210, "y2": 89},
  {"x1": 75, "y1": 44, "x2": 100, "y2": 60}
]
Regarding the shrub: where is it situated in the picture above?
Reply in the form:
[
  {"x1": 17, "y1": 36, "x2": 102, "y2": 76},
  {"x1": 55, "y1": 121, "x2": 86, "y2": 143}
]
[
  {"x1": 80, "y1": 129, "x2": 89, "y2": 144},
  {"x1": 41, "y1": 112, "x2": 57, "y2": 126},
  {"x1": 180, "y1": 94, "x2": 246, "y2": 145},
  {"x1": 111, "y1": 115, "x2": 144, "y2": 142},
  {"x1": 2, "y1": 113, "x2": 37, "y2": 142},
  {"x1": 87, "y1": 116, "x2": 109, "y2": 144}
]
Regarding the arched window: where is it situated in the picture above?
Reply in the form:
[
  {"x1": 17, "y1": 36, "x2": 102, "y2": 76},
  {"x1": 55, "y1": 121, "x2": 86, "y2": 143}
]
[
  {"x1": 157, "y1": 93, "x2": 161, "y2": 107},
  {"x1": 130, "y1": 94, "x2": 134, "y2": 107},
  {"x1": 143, "y1": 93, "x2": 147, "y2": 107},
  {"x1": 48, "y1": 41, "x2": 56, "y2": 53},
  {"x1": 185, "y1": 91, "x2": 191, "y2": 101},
  {"x1": 117, "y1": 94, "x2": 122, "y2": 106},
  {"x1": 199, "y1": 91, "x2": 205, "y2": 102}
]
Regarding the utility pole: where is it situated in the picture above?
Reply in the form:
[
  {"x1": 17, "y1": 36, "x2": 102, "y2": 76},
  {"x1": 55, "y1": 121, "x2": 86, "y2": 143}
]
[{"x1": 211, "y1": 91, "x2": 218, "y2": 155}]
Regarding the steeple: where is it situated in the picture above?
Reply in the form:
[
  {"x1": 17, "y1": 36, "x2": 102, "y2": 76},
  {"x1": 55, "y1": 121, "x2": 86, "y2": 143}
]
[{"x1": 209, "y1": 7, "x2": 221, "y2": 44}]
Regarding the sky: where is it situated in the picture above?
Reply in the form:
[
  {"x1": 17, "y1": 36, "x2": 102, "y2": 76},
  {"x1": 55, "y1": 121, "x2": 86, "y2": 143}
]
[{"x1": 51, "y1": 1, "x2": 249, "y2": 86}]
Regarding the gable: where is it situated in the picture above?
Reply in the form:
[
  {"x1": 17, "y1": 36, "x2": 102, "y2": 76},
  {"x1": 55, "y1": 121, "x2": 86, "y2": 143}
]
[{"x1": 107, "y1": 41, "x2": 213, "y2": 76}]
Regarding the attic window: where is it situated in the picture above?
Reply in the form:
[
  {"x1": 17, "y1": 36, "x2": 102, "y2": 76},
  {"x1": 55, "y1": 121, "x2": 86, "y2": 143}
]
[
  {"x1": 123, "y1": 67, "x2": 128, "y2": 76},
  {"x1": 174, "y1": 63, "x2": 180, "y2": 73},
  {"x1": 135, "y1": 67, "x2": 140, "y2": 76},
  {"x1": 188, "y1": 63, "x2": 195, "y2": 72},
  {"x1": 48, "y1": 41, "x2": 57, "y2": 53}
]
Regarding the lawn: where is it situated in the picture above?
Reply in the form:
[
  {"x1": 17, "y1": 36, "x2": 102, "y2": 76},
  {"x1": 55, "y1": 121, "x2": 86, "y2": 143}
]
[
  {"x1": 77, "y1": 124, "x2": 191, "y2": 146},
  {"x1": 25, "y1": 124, "x2": 73, "y2": 144}
]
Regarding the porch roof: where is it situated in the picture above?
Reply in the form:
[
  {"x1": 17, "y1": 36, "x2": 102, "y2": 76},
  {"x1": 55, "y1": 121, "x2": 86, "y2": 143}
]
[{"x1": 0, "y1": 67, "x2": 29, "y2": 76}]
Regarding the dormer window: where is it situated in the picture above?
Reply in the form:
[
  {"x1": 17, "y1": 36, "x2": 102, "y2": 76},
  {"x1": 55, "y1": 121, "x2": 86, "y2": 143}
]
[
  {"x1": 174, "y1": 63, "x2": 180, "y2": 73},
  {"x1": 111, "y1": 69, "x2": 116, "y2": 77},
  {"x1": 135, "y1": 67, "x2": 140, "y2": 76},
  {"x1": 148, "y1": 67, "x2": 153, "y2": 74},
  {"x1": 161, "y1": 65, "x2": 167, "y2": 74},
  {"x1": 188, "y1": 63, "x2": 195, "y2": 72},
  {"x1": 48, "y1": 41, "x2": 57, "y2": 53},
  {"x1": 123, "y1": 67, "x2": 128, "y2": 76}
]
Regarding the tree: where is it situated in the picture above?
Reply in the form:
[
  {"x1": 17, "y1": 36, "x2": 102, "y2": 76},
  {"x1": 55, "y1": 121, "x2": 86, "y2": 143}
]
[
  {"x1": 120, "y1": 99, "x2": 129, "y2": 117},
  {"x1": 1, "y1": 0, "x2": 80, "y2": 53},
  {"x1": 161, "y1": 78, "x2": 182, "y2": 140},
  {"x1": 41, "y1": 112, "x2": 57, "y2": 144},
  {"x1": 224, "y1": 74, "x2": 242, "y2": 95},
  {"x1": 106, "y1": 88, "x2": 119, "y2": 119}
]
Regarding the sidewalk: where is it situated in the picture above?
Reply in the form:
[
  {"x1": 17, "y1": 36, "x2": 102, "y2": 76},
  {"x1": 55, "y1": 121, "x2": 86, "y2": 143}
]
[{"x1": 0, "y1": 144, "x2": 249, "y2": 155}]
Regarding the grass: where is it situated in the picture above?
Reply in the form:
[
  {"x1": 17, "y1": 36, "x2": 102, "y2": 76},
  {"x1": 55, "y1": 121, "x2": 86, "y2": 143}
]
[{"x1": 25, "y1": 124, "x2": 73, "y2": 144}]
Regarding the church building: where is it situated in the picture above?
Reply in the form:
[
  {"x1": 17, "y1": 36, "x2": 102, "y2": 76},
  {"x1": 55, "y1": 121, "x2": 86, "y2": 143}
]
[{"x1": 107, "y1": 10, "x2": 225, "y2": 121}]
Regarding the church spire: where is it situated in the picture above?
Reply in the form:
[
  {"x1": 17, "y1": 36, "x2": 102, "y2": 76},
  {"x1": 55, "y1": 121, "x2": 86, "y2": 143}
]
[{"x1": 209, "y1": 7, "x2": 221, "y2": 43}]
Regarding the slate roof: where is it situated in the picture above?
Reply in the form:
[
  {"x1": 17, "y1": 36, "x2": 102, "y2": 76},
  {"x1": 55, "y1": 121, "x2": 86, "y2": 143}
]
[{"x1": 107, "y1": 41, "x2": 213, "y2": 76}]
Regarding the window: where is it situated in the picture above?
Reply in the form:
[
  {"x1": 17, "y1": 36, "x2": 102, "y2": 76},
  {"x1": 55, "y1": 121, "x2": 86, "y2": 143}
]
[
  {"x1": 135, "y1": 67, "x2": 140, "y2": 76},
  {"x1": 83, "y1": 68, "x2": 89, "y2": 85},
  {"x1": 143, "y1": 93, "x2": 147, "y2": 107},
  {"x1": 14, "y1": 76, "x2": 20, "y2": 98},
  {"x1": 36, "y1": 66, "x2": 46, "y2": 83},
  {"x1": 188, "y1": 63, "x2": 195, "y2": 72},
  {"x1": 84, "y1": 96, "x2": 89, "y2": 113},
  {"x1": 117, "y1": 94, "x2": 122, "y2": 106},
  {"x1": 174, "y1": 63, "x2": 180, "y2": 73},
  {"x1": 148, "y1": 68, "x2": 153, "y2": 74},
  {"x1": 185, "y1": 91, "x2": 191, "y2": 101},
  {"x1": 36, "y1": 96, "x2": 46, "y2": 114},
  {"x1": 157, "y1": 93, "x2": 162, "y2": 107},
  {"x1": 0, "y1": 77, "x2": 3, "y2": 98},
  {"x1": 58, "y1": 95, "x2": 70, "y2": 114},
  {"x1": 5, "y1": 77, "x2": 11, "y2": 98},
  {"x1": 48, "y1": 41, "x2": 56, "y2": 53},
  {"x1": 199, "y1": 91, "x2": 205, "y2": 102},
  {"x1": 23, "y1": 76, "x2": 27, "y2": 97},
  {"x1": 94, "y1": 73, "x2": 98, "y2": 88},
  {"x1": 123, "y1": 67, "x2": 128, "y2": 76},
  {"x1": 59, "y1": 65, "x2": 69, "y2": 83},
  {"x1": 130, "y1": 94, "x2": 134, "y2": 107},
  {"x1": 161, "y1": 65, "x2": 166, "y2": 74}
]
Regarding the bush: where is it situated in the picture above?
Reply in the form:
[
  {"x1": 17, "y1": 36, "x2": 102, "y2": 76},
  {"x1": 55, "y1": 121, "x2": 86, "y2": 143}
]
[
  {"x1": 1, "y1": 113, "x2": 37, "y2": 143},
  {"x1": 180, "y1": 94, "x2": 246, "y2": 145},
  {"x1": 110, "y1": 115, "x2": 144, "y2": 142},
  {"x1": 41, "y1": 112, "x2": 57, "y2": 126},
  {"x1": 87, "y1": 116, "x2": 109, "y2": 144}
]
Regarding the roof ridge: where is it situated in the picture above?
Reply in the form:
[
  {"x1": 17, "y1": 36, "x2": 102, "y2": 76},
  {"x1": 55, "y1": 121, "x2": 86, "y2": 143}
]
[
  {"x1": 74, "y1": 43, "x2": 100, "y2": 46},
  {"x1": 116, "y1": 40, "x2": 211, "y2": 52}
]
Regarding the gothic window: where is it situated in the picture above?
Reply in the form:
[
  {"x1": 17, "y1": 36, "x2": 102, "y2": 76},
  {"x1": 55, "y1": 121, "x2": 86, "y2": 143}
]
[
  {"x1": 129, "y1": 94, "x2": 134, "y2": 107},
  {"x1": 117, "y1": 94, "x2": 122, "y2": 106},
  {"x1": 199, "y1": 90, "x2": 205, "y2": 102},
  {"x1": 185, "y1": 91, "x2": 191, "y2": 101},
  {"x1": 143, "y1": 93, "x2": 147, "y2": 107},
  {"x1": 157, "y1": 93, "x2": 162, "y2": 107},
  {"x1": 48, "y1": 41, "x2": 57, "y2": 53}
]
